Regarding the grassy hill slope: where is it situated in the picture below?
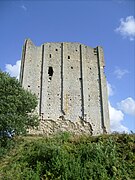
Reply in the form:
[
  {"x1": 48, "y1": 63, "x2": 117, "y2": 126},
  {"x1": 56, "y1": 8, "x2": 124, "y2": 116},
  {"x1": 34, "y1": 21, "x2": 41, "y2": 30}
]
[{"x1": 0, "y1": 133, "x2": 135, "y2": 180}]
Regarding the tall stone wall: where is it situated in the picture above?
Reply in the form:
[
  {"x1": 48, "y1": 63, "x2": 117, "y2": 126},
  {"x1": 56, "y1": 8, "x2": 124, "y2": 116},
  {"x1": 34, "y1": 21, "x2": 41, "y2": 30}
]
[{"x1": 20, "y1": 39, "x2": 110, "y2": 135}]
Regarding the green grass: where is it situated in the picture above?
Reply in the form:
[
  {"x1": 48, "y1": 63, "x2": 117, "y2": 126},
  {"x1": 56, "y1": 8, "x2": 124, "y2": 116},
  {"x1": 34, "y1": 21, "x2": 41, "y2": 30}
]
[{"x1": 0, "y1": 132, "x2": 135, "y2": 180}]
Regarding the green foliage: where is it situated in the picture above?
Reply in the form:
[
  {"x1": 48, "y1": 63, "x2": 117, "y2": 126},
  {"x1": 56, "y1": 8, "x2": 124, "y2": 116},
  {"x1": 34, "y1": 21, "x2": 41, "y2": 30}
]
[
  {"x1": 0, "y1": 71, "x2": 39, "y2": 137},
  {"x1": 0, "y1": 133, "x2": 135, "y2": 179}
]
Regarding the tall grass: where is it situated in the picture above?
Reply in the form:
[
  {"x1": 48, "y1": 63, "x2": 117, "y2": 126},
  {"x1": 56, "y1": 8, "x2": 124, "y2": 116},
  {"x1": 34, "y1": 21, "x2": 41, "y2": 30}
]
[{"x1": 0, "y1": 132, "x2": 135, "y2": 179}]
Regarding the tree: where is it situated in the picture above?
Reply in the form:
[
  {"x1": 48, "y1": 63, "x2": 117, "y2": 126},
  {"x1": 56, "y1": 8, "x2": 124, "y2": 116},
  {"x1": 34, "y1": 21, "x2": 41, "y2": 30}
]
[{"x1": 0, "y1": 71, "x2": 39, "y2": 136}]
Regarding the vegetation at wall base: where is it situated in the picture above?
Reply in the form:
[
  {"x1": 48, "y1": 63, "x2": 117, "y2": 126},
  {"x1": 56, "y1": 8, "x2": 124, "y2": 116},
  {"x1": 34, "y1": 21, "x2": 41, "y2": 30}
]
[{"x1": 0, "y1": 133, "x2": 135, "y2": 180}]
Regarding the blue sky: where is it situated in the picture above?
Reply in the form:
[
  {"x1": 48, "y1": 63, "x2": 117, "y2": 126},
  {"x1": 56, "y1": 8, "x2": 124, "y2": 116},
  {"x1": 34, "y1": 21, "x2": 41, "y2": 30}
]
[{"x1": 0, "y1": 0, "x2": 135, "y2": 132}]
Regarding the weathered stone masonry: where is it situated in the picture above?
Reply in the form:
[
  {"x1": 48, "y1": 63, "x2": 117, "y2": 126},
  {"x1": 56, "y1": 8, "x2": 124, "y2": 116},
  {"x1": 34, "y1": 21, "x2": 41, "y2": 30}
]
[{"x1": 20, "y1": 39, "x2": 110, "y2": 135}]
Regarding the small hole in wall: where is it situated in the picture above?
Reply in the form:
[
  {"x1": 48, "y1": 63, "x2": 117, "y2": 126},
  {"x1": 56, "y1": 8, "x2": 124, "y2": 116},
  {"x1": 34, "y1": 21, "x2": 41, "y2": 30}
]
[
  {"x1": 76, "y1": 50, "x2": 78, "y2": 52},
  {"x1": 71, "y1": 66, "x2": 73, "y2": 69},
  {"x1": 48, "y1": 66, "x2": 53, "y2": 80},
  {"x1": 50, "y1": 54, "x2": 51, "y2": 58},
  {"x1": 68, "y1": 56, "x2": 70, "y2": 59},
  {"x1": 28, "y1": 85, "x2": 30, "y2": 87},
  {"x1": 55, "y1": 49, "x2": 58, "y2": 51}
]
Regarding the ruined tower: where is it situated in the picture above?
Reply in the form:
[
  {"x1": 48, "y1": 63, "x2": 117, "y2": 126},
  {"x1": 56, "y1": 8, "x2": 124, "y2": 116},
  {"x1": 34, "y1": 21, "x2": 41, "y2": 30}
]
[{"x1": 20, "y1": 39, "x2": 110, "y2": 135}]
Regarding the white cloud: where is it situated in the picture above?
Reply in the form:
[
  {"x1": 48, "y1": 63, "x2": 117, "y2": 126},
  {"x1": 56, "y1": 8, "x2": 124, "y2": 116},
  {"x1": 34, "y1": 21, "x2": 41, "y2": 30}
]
[
  {"x1": 21, "y1": 5, "x2": 27, "y2": 11},
  {"x1": 117, "y1": 97, "x2": 135, "y2": 116},
  {"x1": 109, "y1": 102, "x2": 129, "y2": 133},
  {"x1": 114, "y1": 67, "x2": 129, "y2": 79},
  {"x1": 107, "y1": 81, "x2": 114, "y2": 96},
  {"x1": 115, "y1": 16, "x2": 135, "y2": 41},
  {"x1": 107, "y1": 81, "x2": 129, "y2": 133},
  {"x1": 5, "y1": 60, "x2": 21, "y2": 80}
]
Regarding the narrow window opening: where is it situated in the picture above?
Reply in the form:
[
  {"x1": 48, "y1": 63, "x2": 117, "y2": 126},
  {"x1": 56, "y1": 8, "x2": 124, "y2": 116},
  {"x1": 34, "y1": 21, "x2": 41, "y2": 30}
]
[
  {"x1": 48, "y1": 66, "x2": 53, "y2": 80},
  {"x1": 50, "y1": 54, "x2": 51, "y2": 58},
  {"x1": 68, "y1": 56, "x2": 70, "y2": 59}
]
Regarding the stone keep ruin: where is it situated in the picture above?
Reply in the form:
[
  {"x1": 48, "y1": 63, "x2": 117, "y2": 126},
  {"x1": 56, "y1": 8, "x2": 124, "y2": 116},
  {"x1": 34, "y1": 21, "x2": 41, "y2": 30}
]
[{"x1": 20, "y1": 39, "x2": 110, "y2": 135}]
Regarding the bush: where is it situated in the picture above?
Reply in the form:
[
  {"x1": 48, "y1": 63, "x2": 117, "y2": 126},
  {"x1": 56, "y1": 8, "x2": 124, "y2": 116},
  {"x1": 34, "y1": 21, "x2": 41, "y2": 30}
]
[
  {"x1": 0, "y1": 71, "x2": 39, "y2": 140},
  {"x1": 0, "y1": 133, "x2": 135, "y2": 179}
]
